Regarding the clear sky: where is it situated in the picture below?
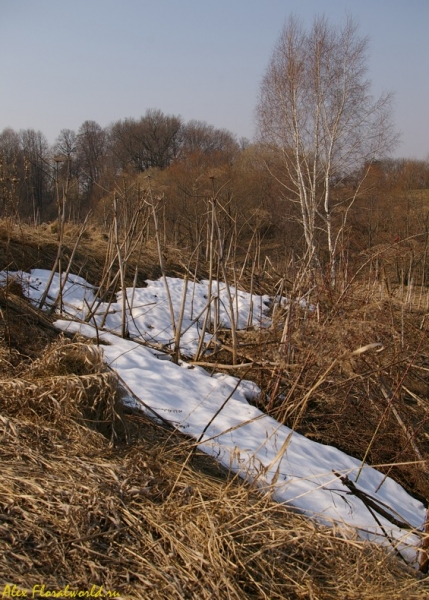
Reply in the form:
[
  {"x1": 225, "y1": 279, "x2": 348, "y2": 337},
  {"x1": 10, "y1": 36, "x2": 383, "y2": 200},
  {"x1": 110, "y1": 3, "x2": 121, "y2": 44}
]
[{"x1": 1, "y1": 0, "x2": 428, "y2": 159}]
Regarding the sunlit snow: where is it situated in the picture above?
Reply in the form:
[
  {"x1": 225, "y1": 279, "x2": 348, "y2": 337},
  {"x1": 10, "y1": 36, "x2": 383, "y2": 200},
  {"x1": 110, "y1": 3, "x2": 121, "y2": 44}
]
[{"x1": 1, "y1": 268, "x2": 426, "y2": 566}]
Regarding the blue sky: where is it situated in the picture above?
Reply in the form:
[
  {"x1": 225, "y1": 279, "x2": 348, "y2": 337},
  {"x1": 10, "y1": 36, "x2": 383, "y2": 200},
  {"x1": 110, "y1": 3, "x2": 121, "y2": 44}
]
[{"x1": 1, "y1": 0, "x2": 428, "y2": 158}]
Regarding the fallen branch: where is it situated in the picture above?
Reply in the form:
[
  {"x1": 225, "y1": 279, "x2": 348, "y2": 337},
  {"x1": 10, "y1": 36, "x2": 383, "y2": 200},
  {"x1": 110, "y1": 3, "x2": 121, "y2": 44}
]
[
  {"x1": 189, "y1": 361, "x2": 254, "y2": 370},
  {"x1": 333, "y1": 471, "x2": 416, "y2": 531}
]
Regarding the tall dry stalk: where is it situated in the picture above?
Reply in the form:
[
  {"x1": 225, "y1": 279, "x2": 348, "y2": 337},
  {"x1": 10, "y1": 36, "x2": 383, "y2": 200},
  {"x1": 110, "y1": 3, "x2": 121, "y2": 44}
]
[
  {"x1": 113, "y1": 194, "x2": 128, "y2": 338},
  {"x1": 195, "y1": 195, "x2": 216, "y2": 361},
  {"x1": 51, "y1": 213, "x2": 91, "y2": 314},
  {"x1": 172, "y1": 275, "x2": 188, "y2": 364},
  {"x1": 214, "y1": 205, "x2": 238, "y2": 364},
  {"x1": 146, "y1": 178, "x2": 177, "y2": 341},
  {"x1": 38, "y1": 158, "x2": 69, "y2": 311}
]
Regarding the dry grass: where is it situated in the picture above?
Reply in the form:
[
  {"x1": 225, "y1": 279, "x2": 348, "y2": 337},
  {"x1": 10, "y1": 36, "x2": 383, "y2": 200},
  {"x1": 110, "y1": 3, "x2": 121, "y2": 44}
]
[
  {"x1": 0, "y1": 370, "x2": 427, "y2": 598},
  {"x1": 0, "y1": 219, "x2": 190, "y2": 288},
  {"x1": 223, "y1": 267, "x2": 429, "y2": 507},
  {"x1": 1, "y1": 218, "x2": 429, "y2": 597},
  {"x1": 0, "y1": 292, "x2": 428, "y2": 597}
]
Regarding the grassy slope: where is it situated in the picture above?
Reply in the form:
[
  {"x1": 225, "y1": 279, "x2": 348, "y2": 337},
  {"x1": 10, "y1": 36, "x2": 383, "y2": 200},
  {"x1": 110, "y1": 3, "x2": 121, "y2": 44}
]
[{"x1": 1, "y1": 220, "x2": 429, "y2": 598}]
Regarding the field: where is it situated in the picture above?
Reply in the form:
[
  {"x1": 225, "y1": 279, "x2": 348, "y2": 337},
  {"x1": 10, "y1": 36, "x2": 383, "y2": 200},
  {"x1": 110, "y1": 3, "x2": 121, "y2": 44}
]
[{"x1": 1, "y1": 214, "x2": 429, "y2": 599}]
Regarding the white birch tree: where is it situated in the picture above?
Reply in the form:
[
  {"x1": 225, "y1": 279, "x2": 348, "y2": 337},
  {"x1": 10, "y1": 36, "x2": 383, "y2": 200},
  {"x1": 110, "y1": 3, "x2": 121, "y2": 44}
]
[{"x1": 256, "y1": 15, "x2": 397, "y2": 280}]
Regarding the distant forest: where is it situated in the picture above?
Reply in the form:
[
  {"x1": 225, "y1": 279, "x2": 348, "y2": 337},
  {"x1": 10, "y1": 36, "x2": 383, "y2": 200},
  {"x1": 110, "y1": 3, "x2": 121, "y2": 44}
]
[{"x1": 1, "y1": 108, "x2": 428, "y2": 264}]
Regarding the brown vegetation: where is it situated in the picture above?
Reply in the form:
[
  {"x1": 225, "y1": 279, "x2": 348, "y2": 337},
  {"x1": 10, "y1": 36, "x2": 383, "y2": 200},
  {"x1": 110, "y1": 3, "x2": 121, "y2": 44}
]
[
  {"x1": 1, "y1": 283, "x2": 429, "y2": 598},
  {"x1": 1, "y1": 108, "x2": 429, "y2": 595}
]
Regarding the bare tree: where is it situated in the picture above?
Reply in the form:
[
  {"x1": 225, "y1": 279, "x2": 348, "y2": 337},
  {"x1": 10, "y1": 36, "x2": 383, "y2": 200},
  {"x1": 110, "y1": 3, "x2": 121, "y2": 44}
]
[
  {"x1": 256, "y1": 15, "x2": 397, "y2": 278},
  {"x1": 0, "y1": 128, "x2": 23, "y2": 218},
  {"x1": 109, "y1": 110, "x2": 182, "y2": 173},
  {"x1": 140, "y1": 109, "x2": 182, "y2": 169},
  {"x1": 53, "y1": 129, "x2": 83, "y2": 221},
  {"x1": 76, "y1": 120, "x2": 107, "y2": 193},
  {"x1": 20, "y1": 129, "x2": 53, "y2": 222},
  {"x1": 54, "y1": 128, "x2": 77, "y2": 160},
  {"x1": 109, "y1": 117, "x2": 144, "y2": 172},
  {"x1": 180, "y1": 120, "x2": 239, "y2": 163}
]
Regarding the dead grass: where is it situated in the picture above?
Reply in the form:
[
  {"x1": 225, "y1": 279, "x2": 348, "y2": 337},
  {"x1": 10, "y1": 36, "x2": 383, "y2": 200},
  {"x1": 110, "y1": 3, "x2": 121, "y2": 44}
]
[
  {"x1": 0, "y1": 280, "x2": 428, "y2": 597},
  {"x1": 0, "y1": 367, "x2": 427, "y2": 598},
  {"x1": 225, "y1": 270, "x2": 429, "y2": 507},
  {"x1": 0, "y1": 220, "x2": 190, "y2": 288},
  {"x1": 1, "y1": 218, "x2": 429, "y2": 596}
]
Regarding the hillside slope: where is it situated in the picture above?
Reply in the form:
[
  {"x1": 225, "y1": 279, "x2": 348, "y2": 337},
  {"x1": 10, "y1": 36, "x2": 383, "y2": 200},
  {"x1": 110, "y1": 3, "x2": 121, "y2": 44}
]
[{"x1": 1, "y1": 221, "x2": 429, "y2": 597}]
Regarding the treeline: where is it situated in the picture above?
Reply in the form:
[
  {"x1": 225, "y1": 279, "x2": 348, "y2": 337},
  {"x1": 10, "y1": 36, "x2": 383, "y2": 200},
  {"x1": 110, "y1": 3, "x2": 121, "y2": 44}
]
[
  {"x1": 0, "y1": 108, "x2": 428, "y2": 262},
  {"x1": 0, "y1": 110, "x2": 242, "y2": 222}
]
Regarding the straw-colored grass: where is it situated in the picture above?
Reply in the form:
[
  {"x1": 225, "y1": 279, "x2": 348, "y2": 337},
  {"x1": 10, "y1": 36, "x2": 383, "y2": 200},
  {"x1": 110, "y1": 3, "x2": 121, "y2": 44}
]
[
  {"x1": 1, "y1": 217, "x2": 429, "y2": 596},
  {"x1": 216, "y1": 271, "x2": 429, "y2": 507},
  {"x1": 1, "y1": 303, "x2": 429, "y2": 597},
  {"x1": 0, "y1": 219, "x2": 194, "y2": 288}
]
